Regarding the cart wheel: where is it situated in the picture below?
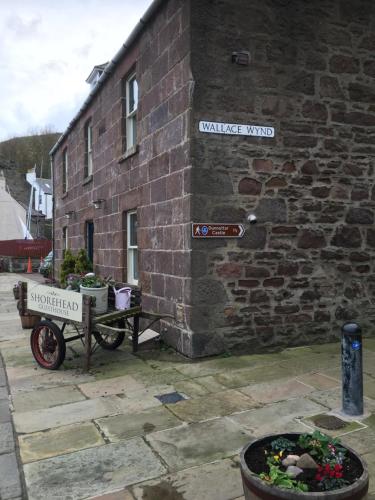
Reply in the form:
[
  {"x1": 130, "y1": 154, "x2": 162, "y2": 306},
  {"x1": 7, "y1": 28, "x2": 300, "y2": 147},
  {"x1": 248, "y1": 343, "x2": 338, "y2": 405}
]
[
  {"x1": 30, "y1": 320, "x2": 66, "y2": 370},
  {"x1": 93, "y1": 323, "x2": 125, "y2": 350}
]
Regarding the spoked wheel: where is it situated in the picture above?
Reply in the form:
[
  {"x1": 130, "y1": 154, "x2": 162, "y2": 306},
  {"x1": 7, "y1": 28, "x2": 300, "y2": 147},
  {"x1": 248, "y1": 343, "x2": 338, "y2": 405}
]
[
  {"x1": 93, "y1": 320, "x2": 126, "y2": 350},
  {"x1": 30, "y1": 320, "x2": 66, "y2": 370}
]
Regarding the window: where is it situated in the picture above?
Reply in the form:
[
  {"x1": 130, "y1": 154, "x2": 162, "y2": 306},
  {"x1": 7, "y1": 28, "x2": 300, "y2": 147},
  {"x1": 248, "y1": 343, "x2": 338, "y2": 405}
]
[
  {"x1": 124, "y1": 74, "x2": 138, "y2": 152},
  {"x1": 84, "y1": 119, "x2": 93, "y2": 178},
  {"x1": 127, "y1": 210, "x2": 138, "y2": 284},
  {"x1": 62, "y1": 226, "x2": 68, "y2": 257},
  {"x1": 62, "y1": 148, "x2": 68, "y2": 193},
  {"x1": 85, "y1": 221, "x2": 94, "y2": 263}
]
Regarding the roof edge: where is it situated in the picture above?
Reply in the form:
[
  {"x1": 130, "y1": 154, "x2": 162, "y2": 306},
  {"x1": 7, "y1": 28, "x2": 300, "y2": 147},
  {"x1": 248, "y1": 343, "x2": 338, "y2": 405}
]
[{"x1": 50, "y1": 0, "x2": 167, "y2": 157}]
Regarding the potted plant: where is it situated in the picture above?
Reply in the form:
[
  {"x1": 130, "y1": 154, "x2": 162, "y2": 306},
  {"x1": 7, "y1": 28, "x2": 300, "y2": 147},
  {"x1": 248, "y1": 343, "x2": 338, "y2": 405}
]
[
  {"x1": 79, "y1": 273, "x2": 108, "y2": 315},
  {"x1": 240, "y1": 431, "x2": 369, "y2": 499}
]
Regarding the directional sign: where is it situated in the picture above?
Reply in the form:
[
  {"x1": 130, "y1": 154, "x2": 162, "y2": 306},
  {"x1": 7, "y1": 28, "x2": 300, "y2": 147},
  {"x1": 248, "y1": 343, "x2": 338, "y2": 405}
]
[{"x1": 192, "y1": 223, "x2": 245, "y2": 238}]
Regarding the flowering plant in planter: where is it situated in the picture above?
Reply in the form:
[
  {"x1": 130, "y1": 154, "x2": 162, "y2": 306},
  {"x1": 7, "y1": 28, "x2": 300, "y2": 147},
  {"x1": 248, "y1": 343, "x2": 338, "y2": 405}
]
[{"x1": 240, "y1": 431, "x2": 369, "y2": 499}]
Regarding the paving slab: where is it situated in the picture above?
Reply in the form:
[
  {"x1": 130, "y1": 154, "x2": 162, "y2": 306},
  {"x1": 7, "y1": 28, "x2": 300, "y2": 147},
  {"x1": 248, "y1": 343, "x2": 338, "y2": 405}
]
[
  {"x1": 279, "y1": 354, "x2": 341, "y2": 375},
  {"x1": 0, "y1": 397, "x2": 11, "y2": 423},
  {"x1": 0, "y1": 422, "x2": 14, "y2": 454},
  {"x1": 166, "y1": 389, "x2": 259, "y2": 423},
  {"x1": 362, "y1": 450, "x2": 375, "y2": 494},
  {"x1": 146, "y1": 417, "x2": 252, "y2": 472},
  {"x1": 239, "y1": 378, "x2": 314, "y2": 404},
  {"x1": 0, "y1": 385, "x2": 8, "y2": 398},
  {"x1": 341, "y1": 427, "x2": 375, "y2": 455},
  {"x1": 213, "y1": 364, "x2": 293, "y2": 389},
  {"x1": 295, "y1": 372, "x2": 340, "y2": 390},
  {"x1": 131, "y1": 458, "x2": 243, "y2": 500},
  {"x1": 12, "y1": 384, "x2": 86, "y2": 412},
  {"x1": 173, "y1": 379, "x2": 210, "y2": 398},
  {"x1": 8, "y1": 368, "x2": 95, "y2": 394},
  {"x1": 23, "y1": 438, "x2": 166, "y2": 500},
  {"x1": 0, "y1": 452, "x2": 23, "y2": 499},
  {"x1": 19, "y1": 421, "x2": 105, "y2": 463},
  {"x1": 14, "y1": 395, "x2": 121, "y2": 433},
  {"x1": 174, "y1": 355, "x2": 278, "y2": 378},
  {"x1": 111, "y1": 389, "x2": 165, "y2": 415},
  {"x1": 78, "y1": 374, "x2": 146, "y2": 398},
  {"x1": 191, "y1": 375, "x2": 228, "y2": 393},
  {"x1": 89, "y1": 489, "x2": 135, "y2": 500},
  {"x1": 229, "y1": 398, "x2": 325, "y2": 436},
  {"x1": 96, "y1": 406, "x2": 182, "y2": 442}
]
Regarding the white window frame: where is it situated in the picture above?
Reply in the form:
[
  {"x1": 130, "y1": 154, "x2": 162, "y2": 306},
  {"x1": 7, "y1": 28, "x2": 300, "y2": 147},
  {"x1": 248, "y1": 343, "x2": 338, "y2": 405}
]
[
  {"x1": 63, "y1": 148, "x2": 68, "y2": 193},
  {"x1": 85, "y1": 120, "x2": 93, "y2": 177},
  {"x1": 127, "y1": 210, "x2": 138, "y2": 285},
  {"x1": 125, "y1": 74, "x2": 138, "y2": 151}
]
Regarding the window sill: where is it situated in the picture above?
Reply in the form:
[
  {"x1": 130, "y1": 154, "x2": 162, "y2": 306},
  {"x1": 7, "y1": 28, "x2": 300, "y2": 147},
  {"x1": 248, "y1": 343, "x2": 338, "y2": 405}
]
[
  {"x1": 61, "y1": 192, "x2": 68, "y2": 200},
  {"x1": 118, "y1": 145, "x2": 139, "y2": 164},
  {"x1": 82, "y1": 175, "x2": 93, "y2": 186}
]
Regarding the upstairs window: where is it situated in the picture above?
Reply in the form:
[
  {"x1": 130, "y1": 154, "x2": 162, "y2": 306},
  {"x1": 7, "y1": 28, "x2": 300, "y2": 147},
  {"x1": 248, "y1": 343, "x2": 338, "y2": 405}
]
[
  {"x1": 124, "y1": 73, "x2": 138, "y2": 152},
  {"x1": 84, "y1": 119, "x2": 93, "y2": 178},
  {"x1": 62, "y1": 148, "x2": 68, "y2": 193}
]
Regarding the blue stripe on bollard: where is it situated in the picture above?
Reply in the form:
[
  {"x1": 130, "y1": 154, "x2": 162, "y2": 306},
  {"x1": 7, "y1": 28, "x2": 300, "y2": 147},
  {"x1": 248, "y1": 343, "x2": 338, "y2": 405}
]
[{"x1": 342, "y1": 322, "x2": 364, "y2": 416}]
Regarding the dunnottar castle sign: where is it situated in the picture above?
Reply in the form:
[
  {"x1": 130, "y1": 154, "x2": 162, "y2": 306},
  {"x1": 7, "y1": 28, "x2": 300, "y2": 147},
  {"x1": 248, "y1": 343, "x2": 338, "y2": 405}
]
[{"x1": 199, "y1": 120, "x2": 275, "y2": 138}]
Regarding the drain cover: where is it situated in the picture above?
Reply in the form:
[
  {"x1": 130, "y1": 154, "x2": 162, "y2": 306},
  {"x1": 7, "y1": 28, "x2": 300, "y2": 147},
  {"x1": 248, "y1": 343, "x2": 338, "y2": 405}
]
[
  {"x1": 313, "y1": 415, "x2": 346, "y2": 430},
  {"x1": 155, "y1": 392, "x2": 186, "y2": 404}
]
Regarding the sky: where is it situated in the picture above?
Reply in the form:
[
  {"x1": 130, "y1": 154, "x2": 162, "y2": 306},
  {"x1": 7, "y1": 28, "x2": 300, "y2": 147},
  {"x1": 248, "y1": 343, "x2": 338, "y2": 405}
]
[{"x1": 0, "y1": 0, "x2": 153, "y2": 141}]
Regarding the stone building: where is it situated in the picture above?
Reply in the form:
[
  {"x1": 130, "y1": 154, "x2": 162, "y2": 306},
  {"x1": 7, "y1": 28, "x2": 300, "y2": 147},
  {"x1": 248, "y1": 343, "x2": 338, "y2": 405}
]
[{"x1": 51, "y1": 0, "x2": 375, "y2": 357}]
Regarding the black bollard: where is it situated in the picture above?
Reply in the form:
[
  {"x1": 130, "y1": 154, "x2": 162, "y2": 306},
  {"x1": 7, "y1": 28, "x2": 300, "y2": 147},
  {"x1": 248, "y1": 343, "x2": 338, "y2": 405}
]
[{"x1": 342, "y1": 322, "x2": 363, "y2": 416}]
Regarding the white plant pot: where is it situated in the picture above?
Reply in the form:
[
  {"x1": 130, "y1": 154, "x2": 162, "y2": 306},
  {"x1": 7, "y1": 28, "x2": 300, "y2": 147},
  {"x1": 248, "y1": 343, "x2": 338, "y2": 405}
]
[{"x1": 80, "y1": 285, "x2": 108, "y2": 315}]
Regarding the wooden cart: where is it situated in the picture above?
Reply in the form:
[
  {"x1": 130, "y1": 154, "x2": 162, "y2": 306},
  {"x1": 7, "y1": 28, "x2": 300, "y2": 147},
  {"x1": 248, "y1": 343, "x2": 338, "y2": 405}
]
[{"x1": 20, "y1": 282, "x2": 173, "y2": 371}]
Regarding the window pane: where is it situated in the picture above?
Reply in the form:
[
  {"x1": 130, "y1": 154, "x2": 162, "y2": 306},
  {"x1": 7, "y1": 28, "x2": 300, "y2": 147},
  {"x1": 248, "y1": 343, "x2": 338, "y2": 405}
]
[
  {"x1": 129, "y1": 212, "x2": 137, "y2": 246},
  {"x1": 133, "y1": 249, "x2": 138, "y2": 280},
  {"x1": 129, "y1": 77, "x2": 138, "y2": 113}
]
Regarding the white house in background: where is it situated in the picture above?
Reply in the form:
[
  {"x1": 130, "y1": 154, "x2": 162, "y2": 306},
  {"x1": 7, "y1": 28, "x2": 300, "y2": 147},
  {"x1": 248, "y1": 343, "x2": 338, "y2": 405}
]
[{"x1": 26, "y1": 170, "x2": 52, "y2": 219}]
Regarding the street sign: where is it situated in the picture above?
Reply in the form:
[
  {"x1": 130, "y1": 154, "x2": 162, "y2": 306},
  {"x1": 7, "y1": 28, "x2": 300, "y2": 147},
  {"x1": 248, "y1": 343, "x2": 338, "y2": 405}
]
[{"x1": 192, "y1": 223, "x2": 245, "y2": 238}]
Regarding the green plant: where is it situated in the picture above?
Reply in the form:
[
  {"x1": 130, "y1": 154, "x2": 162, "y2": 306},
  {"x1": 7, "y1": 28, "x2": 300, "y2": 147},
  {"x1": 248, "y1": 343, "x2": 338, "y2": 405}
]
[
  {"x1": 298, "y1": 431, "x2": 346, "y2": 462},
  {"x1": 259, "y1": 464, "x2": 308, "y2": 492},
  {"x1": 74, "y1": 249, "x2": 92, "y2": 274},
  {"x1": 270, "y1": 437, "x2": 296, "y2": 453},
  {"x1": 80, "y1": 274, "x2": 107, "y2": 288},
  {"x1": 60, "y1": 250, "x2": 76, "y2": 287}
]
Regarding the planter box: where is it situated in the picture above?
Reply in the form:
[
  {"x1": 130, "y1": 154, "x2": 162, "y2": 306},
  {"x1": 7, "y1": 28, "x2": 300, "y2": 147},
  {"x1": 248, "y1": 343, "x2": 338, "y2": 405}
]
[
  {"x1": 80, "y1": 285, "x2": 108, "y2": 315},
  {"x1": 20, "y1": 314, "x2": 41, "y2": 329},
  {"x1": 240, "y1": 433, "x2": 369, "y2": 500}
]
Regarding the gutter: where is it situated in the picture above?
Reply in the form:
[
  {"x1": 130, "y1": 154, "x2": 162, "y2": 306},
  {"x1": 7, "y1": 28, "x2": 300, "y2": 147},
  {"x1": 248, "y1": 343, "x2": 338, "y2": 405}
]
[{"x1": 50, "y1": 0, "x2": 166, "y2": 157}]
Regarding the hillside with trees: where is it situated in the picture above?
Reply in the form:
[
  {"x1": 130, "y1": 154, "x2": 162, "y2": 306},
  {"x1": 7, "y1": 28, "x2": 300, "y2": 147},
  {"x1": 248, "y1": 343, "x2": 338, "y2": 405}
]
[{"x1": 0, "y1": 129, "x2": 60, "y2": 208}]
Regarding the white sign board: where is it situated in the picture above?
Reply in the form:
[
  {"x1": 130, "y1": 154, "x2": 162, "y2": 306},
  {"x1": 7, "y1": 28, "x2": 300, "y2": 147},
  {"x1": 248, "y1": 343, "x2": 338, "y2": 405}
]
[
  {"x1": 28, "y1": 284, "x2": 83, "y2": 322},
  {"x1": 199, "y1": 120, "x2": 274, "y2": 138}
]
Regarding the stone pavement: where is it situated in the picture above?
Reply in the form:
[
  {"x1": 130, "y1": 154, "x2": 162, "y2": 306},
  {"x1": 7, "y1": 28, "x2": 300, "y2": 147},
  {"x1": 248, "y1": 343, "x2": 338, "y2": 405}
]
[{"x1": 0, "y1": 272, "x2": 374, "y2": 499}]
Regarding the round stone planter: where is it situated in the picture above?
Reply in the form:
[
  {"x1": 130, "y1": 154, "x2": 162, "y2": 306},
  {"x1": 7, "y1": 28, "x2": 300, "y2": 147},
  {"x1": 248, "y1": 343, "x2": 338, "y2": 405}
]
[
  {"x1": 240, "y1": 433, "x2": 369, "y2": 500},
  {"x1": 80, "y1": 285, "x2": 108, "y2": 315}
]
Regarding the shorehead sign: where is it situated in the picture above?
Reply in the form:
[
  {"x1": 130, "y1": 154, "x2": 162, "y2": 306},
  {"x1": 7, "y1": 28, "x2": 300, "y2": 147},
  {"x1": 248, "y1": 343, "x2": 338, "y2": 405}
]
[{"x1": 28, "y1": 284, "x2": 83, "y2": 322}]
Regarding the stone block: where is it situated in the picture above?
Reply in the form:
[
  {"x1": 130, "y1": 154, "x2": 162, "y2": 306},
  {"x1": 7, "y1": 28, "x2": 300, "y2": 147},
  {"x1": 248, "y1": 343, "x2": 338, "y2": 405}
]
[
  {"x1": 238, "y1": 178, "x2": 262, "y2": 195},
  {"x1": 146, "y1": 417, "x2": 251, "y2": 472},
  {"x1": 0, "y1": 453, "x2": 22, "y2": 499},
  {"x1": 23, "y1": 439, "x2": 166, "y2": 499}
]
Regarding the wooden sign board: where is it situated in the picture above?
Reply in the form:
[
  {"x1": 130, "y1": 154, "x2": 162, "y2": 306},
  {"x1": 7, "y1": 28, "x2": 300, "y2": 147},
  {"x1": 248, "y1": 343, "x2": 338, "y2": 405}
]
[
  {"x1": 192, "y1": 223, "x2": 245, "y2": 238},
  {"x1": 28, "y1": 284, "x2": 83, "y2": 322}
]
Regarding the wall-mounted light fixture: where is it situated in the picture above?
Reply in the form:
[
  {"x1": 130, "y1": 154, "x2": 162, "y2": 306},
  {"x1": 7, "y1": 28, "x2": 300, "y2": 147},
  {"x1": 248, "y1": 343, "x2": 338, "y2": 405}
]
[
  {"x1": 92, "y1": 199, "x2": 105, "y2": 209},
  {"x1": 65, "y1": 211, "x2": 75, "y2": 220},
  {"x1": 232, "y1": 51, "x2": 251, "y2": 66}
]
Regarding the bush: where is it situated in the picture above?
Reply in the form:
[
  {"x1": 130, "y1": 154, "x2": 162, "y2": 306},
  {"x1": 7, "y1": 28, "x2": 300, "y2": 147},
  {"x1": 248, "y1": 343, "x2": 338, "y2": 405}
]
[
  {"x1": 60, "y1": 250, "x2": 76, "y2": 287},
  {"x1": 74, "y1": 249, "x2": 93, "y2": 275}
]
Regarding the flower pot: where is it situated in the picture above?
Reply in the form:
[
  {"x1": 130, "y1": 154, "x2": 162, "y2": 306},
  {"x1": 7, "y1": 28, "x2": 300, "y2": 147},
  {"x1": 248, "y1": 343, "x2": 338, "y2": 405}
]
[
  {"x1": 20, "y1": 314, "x2": 41, "y2": 329},
  {"x1": 80, "y1": 285, "x2": 108, "y2": 315},
  {"x1": 240, "y1": 433, "x2": 369, "y2": 500}
]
